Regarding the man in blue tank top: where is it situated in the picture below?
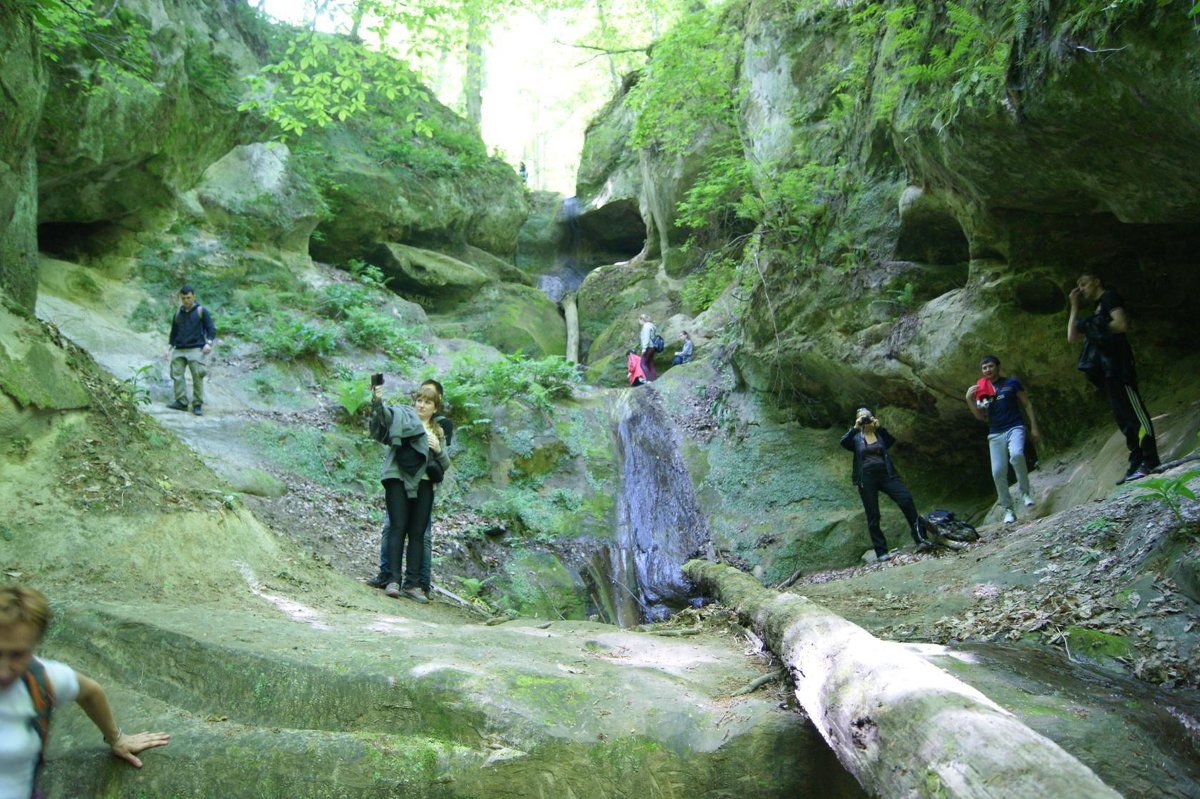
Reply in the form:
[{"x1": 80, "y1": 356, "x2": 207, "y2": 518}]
[{"x1": 965, "y1": 355, "x2": 1041, "y2": 524}]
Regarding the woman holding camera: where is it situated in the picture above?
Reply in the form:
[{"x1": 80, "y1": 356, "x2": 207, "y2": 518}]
[
  {"x1": 369, "y1": 382, "x2": 451, "y2": 603},
  {"x1": 839, "y1": 407, "x2": 929, "y2": 561}
]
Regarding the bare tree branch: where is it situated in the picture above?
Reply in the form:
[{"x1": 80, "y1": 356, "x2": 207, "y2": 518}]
[{"x1": 553, "y1": 40, "x2": 650, "y2": 57}]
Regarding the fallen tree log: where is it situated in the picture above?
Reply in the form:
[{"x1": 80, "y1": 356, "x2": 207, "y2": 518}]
[
  {"x1": 683, "y1": 560, "x2": 1122, "y2": 799},
  {"x1": 562, "y1": 292, "x2": 579, "y2": 364}
]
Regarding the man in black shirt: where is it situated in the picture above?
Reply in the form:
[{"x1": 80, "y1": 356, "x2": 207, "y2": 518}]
[
  {"x1": 165, "y1": 285, "x2": 215, "y2": 416},
  {"x1": 1068, "y1": 273, "x2": 1159, "y2": 483}
]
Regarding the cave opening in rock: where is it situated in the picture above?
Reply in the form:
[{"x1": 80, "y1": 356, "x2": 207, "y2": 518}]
[{"x1": 38, "y1": 220, "x2": 122, "y2": 261}]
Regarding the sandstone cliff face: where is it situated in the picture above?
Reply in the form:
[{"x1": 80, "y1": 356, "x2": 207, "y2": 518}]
[
  {"x1": 35, "y1": 0, "x2": 260, "y2": 228},
  {"x1": 573, "y1": 76, "x2": 647, "y2": 259},
  {"x1": 0, "y1": 5, "x2": 46, "y2": 311},
  {"x1": 564, "y1": 0, "x2": 1200, "y2": 577},
  {"x1": 578, "y1": 0, "x2": 1200, "y2": 478}
]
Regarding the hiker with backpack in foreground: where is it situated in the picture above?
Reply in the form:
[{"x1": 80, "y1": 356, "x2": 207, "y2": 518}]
[
  {"x1": 840, "y1": 408, "x2": 933, "y2": 562},
  {"x1": 164, "y1": 284, "x2": 216, "y2": 416},
  {"x1": 0, "y1": 585, "x2": 169, "y2": 797}
]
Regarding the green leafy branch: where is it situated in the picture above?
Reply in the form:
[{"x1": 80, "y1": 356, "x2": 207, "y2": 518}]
[
  {"x1": 240, "y1": 34, "x2": 432, "y2": 137},
  {"x1": 29, "y1": 0, "x2": 156, "y2": 96}
]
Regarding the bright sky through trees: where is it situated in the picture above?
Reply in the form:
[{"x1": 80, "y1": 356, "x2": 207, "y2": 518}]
[{"x1": 254, "y1": 0, "x2": 652, "y2": 193}]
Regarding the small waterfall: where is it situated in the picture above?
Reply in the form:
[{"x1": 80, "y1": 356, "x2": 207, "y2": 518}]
[{"x1": 609, "y1": 387, "x2": 712, "y2": 622}]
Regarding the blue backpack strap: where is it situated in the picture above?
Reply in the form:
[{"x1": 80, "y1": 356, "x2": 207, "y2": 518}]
[{"x1": 22, "y1": 659, "x2": 55, "y2": 773}]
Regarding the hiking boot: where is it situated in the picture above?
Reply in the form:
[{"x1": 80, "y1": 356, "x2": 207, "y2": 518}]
[
  {"x1": 403, "y1": 588, "x2": 428, "y2": 604},
  {"x1": 168, "y1": 401, "x2": 189, "y2": 411},
  {"x1": 384, "y1": 582, "x2": 401, "y2": 598},
  {"x1": 192, "y1": 404, "x2": 203, "y2": 416},
  {"x1": 1002, "y1": 508, "x2": 1016, "y2": 524},
  {"x1": 876, "y1": 551, "x2": 894, "y2": 562},
  {"x1": 365, "y1": 573, "x2": 389, "y2": 589},
  {"x1": 1022, "y1": 493, "x2": 1035, "y2": 508}
]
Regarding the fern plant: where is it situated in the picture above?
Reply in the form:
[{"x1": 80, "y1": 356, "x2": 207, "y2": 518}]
[
  {"x1": 1129, "y1": 468, "x2": 1200, "y2": 524},
  {"x1": 333, "y1": 379, "x2": 371, "y2": 421}
]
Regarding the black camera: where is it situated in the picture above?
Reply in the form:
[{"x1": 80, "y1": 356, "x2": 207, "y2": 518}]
[
  {"x1": 370, "y1": 373, "x2": 384, "y2": 387},
  {"x1": 857, "y1": 416, "x2": 872, "y2": 427}
]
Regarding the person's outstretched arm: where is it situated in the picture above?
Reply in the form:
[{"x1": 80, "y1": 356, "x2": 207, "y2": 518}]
[{"x1": 75, "y1": 673, "x2": 170, "y2": 767}]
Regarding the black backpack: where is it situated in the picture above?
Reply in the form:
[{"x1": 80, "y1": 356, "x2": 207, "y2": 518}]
[
  {"x1": 651, "y1": 333, "x2": 665, "y2": 352},
  {"x1": 919, "y1": 509, "x2": 979, "y2": 545}
]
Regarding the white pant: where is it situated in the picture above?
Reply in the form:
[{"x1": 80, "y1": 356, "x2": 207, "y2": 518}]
[{"x1": 988, "y1": 426, "x2": 1030, "y2": 510}]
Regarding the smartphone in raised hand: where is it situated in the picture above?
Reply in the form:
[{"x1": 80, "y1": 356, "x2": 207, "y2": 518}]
[{"x1": 370, "y1": 373, "x2": 384, "y2": 387}]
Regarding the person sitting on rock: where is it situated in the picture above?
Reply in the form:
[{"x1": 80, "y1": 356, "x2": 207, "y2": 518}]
[
  {"x1": 964, "y1": 355, "x2": 1040, "y2": 525},
  {"x1": 0, "y1": 585, "x2": 169, "y2": 797},
  {"x1": 840, "y1": 408, "x2": 931, "y2": 561},
  {"x1": 626, "y1": 350, "x2": 647, "y2": 387},
  {"x1": 164, "y1": 284, "x2": 215, "y2": 416},
  {"x1": 672, "y1": 331, "x2": 694, "y2": 366}
]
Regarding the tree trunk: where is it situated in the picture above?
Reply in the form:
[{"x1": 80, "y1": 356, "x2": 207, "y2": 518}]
[
  {"x1": 682, "y1": 561, "x2": 1123, "y2": 799},
  {"x1": 592, "y1": 0, "x2": 620, "y2": 92},
  {"x1": 563, "y1": 292, "x2": 579, "y2": 364},
  {"x1": 463, "y1": 10, "x2": 484, "y2": 132}
]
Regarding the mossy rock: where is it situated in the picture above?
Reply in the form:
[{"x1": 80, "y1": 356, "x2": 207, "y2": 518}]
[
  {"x1": 576, "y1": 259, "x2": 673, "y2": 383},
  {"x1": 516, "y1": 190, "x2": 565, "y2": 262},
  {"x1": 429, "y1": 283, "x2": 565, "y2": 358},
  {"x1": 372, "y1": 243, "x2": 491, "y2": 310},
  {"x1": 0, "y1": 312, "x2": 89, "y2": 410},
  {"x1": 498, "y1": 548, "x2": 586, "y2": 620},
  {"x1": 192, "y1": 142, "x2": 327, "y2": 253}
]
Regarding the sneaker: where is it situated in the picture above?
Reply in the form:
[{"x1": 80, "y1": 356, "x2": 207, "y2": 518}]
[
  {"x1": 168, "y1": 401, "x2": 188, "y2": 411},
  {"x1": 1124, "y1": 468, "x2": 1150, "y2": 483},
  {"x1": 365, "y1": 573, "x2": 389, "y2": 588},
  {"x1": 1002, "y1": 509, "x2": 1016, "y2": 524},
  {"x1": 384, "y1": 582, "x2": 401, "y2": 598},
  {"x1": 876, "y1": 551, "x2": 894, "y2": 562},
  {"x1": 403, "y1": 588, "x2": 428, "y2": 604},
  {"x1": 1022, "y1": 493, "x2": 1035, "y2": 508},
  {"x1": 192, "y1": 404, "x2": 203, "y2": 416}
]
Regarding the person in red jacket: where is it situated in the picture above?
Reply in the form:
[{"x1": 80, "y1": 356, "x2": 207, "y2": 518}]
[{"x1": 626, "y1": 350, "x2": 647, "y2": 387}]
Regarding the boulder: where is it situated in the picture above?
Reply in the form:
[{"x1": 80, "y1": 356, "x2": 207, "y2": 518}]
[
  {"x1": 372, "y1": 242, "x2": 491, "y2": 309},
  {"x1": 516, "y1": 190, "x2": 565, "y2": 263},
  {"x1": 575, "y1": 257, "x2": 675, "y2": 386},
  {"x1": 574, "y1": 76, "x2": 647, "y2": 260},
  {"x1": 191, "y1": 142, "x2": 327, "y2": 253},
  {"x1": 429, "y1": 283, "x2": 565, "y2": 358},
  {"x1": 305, "y1": 121, "x2": 527, "y2": 265}
]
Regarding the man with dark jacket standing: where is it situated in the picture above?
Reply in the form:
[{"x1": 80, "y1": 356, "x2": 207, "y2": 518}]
[
  {"x1": 1068, "y1": 273, "x2": 1159, "y2": 483},
  {"x1": 165, "y1": 285, "x2": 215, "y2": 416}
]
